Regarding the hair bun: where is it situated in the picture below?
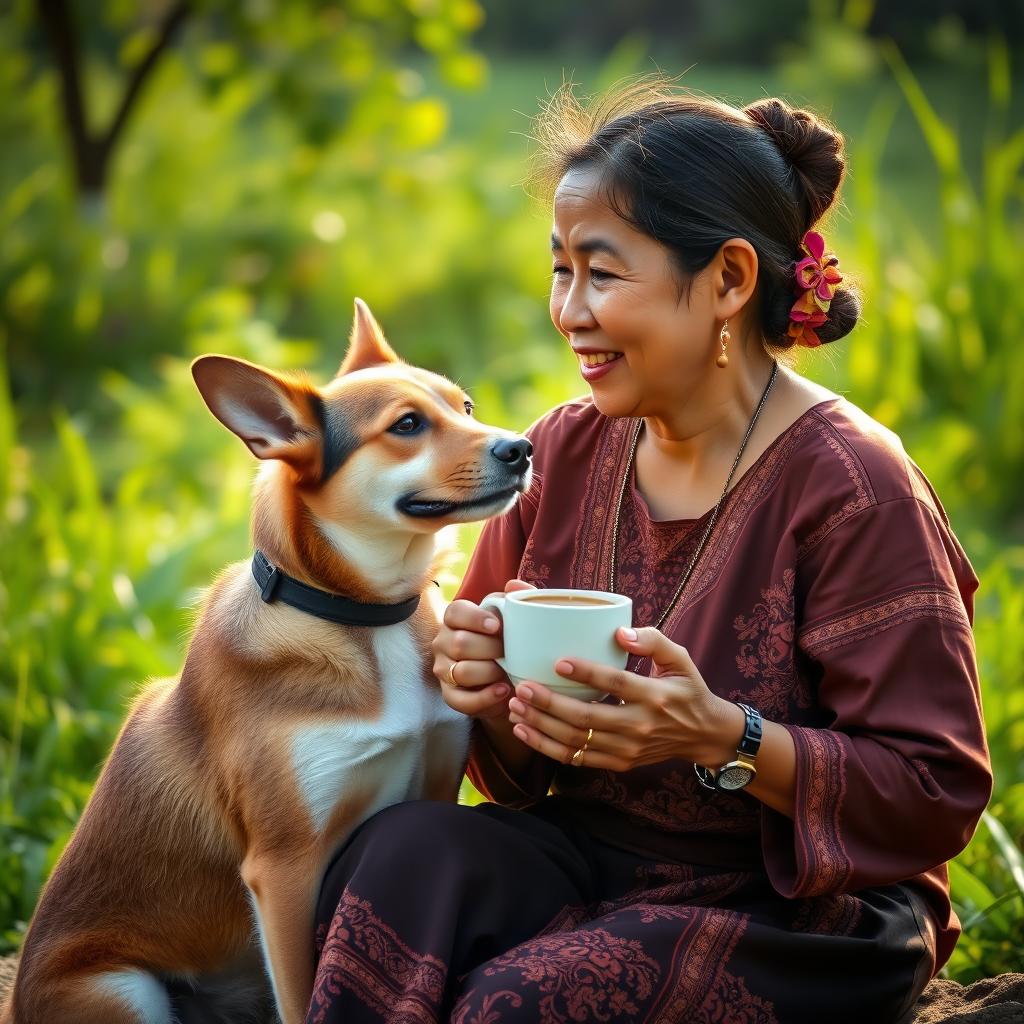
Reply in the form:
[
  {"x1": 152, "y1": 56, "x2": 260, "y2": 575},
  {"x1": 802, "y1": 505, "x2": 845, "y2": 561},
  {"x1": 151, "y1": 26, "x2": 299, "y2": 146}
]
[
  {"x1": 814, "y1": 283, "x2": 861, "y2": 346},
  {"x1": 743, "y1": 98, "x2": 846, "y2": 229}
]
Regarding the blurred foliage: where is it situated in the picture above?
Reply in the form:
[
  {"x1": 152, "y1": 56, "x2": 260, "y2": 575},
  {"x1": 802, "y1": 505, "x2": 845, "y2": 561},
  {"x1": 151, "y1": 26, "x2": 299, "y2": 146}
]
[
  {"x1": 2, "y1": 0, "x2": 501, "y2": 412},
  {"x1": 475, "y1": 0, "x2": 1022, "y2": 65},
  {"x1": 1, "y1": 0, "x2": 1022, "y2": 984}
]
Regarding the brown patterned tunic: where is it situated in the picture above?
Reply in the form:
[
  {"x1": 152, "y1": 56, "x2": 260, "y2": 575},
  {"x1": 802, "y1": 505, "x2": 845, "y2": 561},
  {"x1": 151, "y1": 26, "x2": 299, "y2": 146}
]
[
  {"x1": 307, "y1": 394, "x2": 991, "y2": 1024},
  {"x1": 459, "y1": 395, "x2": 991, "y2": 975}
]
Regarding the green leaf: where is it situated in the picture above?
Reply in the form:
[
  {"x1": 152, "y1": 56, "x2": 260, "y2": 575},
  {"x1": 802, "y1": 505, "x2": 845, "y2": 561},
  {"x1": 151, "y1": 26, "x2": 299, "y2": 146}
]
[{"x1": 982, "y1": 810, "x2": 1024, "y2": 896}]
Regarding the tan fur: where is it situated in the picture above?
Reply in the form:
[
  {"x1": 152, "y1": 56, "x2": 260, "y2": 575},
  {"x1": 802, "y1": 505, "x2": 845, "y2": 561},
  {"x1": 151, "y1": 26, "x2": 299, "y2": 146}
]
[{"x1": 2, "y1": 300, "x2": 531, "y2": 1024}]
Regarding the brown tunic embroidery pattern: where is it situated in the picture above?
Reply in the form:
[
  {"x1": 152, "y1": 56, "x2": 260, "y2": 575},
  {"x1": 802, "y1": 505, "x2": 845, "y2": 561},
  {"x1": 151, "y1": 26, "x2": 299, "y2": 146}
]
[
  {"x1": 795, "y1": 418, "x2": 875, "y2": 560},
  {"x1": 517, "y1": 471, "x2": 552, "y2": 587},
  {"x1": 518, "y1": 540, "x2": 552, "y2": 589},
  {"x1": 615, "y1": 498, "x2": 701, "y2": 630},
  {"x1": 799, "y1": 586, "x2": 971, "y2": 658},
  {"x1": 571, "y1": 415, "x2": 634, "y2": 592},
  {"x1": 788, "y1": 726, "x2": 853, "y2": 896},
  {"x1": 308, "y1": 889, "x2": 446, "y2": 1024},
  {"x1": 559, "y1": 767, "x2": 755, "y2": 834},
  {"x1": 655, "y1": 413, "x2": 821, "y2": 642},
  {"x1": 731, "y1": 568, "x2": 811, "y2": 719}
]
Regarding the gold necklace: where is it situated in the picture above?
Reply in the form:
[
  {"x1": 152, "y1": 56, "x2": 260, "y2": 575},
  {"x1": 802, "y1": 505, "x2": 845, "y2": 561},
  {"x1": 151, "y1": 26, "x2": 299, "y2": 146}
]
[{"x1": 609, "y1": 361, "x2": 778, "y2": 633}]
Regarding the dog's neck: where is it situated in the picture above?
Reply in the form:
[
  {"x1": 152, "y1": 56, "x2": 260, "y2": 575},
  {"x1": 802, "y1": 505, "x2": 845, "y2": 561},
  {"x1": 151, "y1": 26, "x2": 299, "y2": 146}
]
[
  {"x1": 250, "y1": 471, "x2": 442, "y2": 605},
  {"x1": 315, "y1": 520, "x2": 440, "y2": 600}
]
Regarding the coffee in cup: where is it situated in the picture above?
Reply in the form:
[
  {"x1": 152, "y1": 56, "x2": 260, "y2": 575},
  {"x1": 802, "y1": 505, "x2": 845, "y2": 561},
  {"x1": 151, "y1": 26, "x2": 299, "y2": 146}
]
[{"x1": 479, "y1": 588, "x2": 632, "y2": 701}]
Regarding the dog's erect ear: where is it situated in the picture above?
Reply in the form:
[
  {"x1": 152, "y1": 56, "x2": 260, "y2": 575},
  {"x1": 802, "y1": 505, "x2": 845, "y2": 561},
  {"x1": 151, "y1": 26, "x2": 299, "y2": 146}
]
[
  {"x1": 337, "y1": 298, "x2": 401, "y2": 376},
  {"x1": 192, "y1": 355, "x2": 322, "y2": 477}
]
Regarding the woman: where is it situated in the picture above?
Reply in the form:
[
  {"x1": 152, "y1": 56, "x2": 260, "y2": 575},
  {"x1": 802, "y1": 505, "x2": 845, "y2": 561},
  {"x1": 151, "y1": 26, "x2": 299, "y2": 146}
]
[{"x1": 306, "y1": 81, "x2": 992, "y2": 1023}]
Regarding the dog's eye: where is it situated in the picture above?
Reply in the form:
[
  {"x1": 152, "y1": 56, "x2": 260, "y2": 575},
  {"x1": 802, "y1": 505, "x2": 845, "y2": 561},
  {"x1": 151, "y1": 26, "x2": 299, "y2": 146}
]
[
  {"x1": 464, "y1": 401, "x2": 474, "y2": 416},
  {"x1": 389, "y1": 413, "x2": 425, "y2": 435}
]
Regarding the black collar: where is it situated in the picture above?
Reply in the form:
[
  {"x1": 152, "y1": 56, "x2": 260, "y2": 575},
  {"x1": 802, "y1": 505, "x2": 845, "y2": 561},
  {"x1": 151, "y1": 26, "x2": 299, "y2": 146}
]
[{"x1": 251, "y1": 550, "x2": 420, "y2": 627}]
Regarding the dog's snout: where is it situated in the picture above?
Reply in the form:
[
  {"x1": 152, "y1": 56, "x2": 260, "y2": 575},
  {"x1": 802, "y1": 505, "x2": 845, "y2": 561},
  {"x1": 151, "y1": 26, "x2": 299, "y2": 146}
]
[{"x1": 491, "y1": 437, "x2": 533, "y2": 470}]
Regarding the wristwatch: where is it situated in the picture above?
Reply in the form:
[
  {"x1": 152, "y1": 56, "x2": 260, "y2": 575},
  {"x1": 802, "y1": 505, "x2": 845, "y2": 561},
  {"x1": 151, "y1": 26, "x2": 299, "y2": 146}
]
[{"x1": 694, "y1": 703, "x2": 763, "y2": 792}]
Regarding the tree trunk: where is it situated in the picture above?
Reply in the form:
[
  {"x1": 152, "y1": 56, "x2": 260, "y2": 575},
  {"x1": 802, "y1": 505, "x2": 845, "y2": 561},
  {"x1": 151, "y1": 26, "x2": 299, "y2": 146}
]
[{"x1": 34, "y1": 0, "x2": 191, "y2": 199}]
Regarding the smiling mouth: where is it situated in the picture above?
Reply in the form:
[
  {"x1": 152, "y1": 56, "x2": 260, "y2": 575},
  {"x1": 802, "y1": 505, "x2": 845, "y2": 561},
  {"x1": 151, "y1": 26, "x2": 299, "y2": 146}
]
[
  {"x1": 399, "y1": 488, "x2": 520, "y2": 518},
  {"x1": 579, "y1": 351, "x2": 623, "y2": 366}
]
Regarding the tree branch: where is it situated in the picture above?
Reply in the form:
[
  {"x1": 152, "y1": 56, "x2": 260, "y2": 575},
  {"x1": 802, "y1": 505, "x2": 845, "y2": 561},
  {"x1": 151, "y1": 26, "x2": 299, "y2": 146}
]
[
  {"x1": 102, "y1": 0, "x2": 191, "y2": 159},
  {"x1": 35, "y1": 0, "x2": 96, "y2": 192},
  {"x1": 34, "y1": 0, "x2": 192, "y2": 197}
]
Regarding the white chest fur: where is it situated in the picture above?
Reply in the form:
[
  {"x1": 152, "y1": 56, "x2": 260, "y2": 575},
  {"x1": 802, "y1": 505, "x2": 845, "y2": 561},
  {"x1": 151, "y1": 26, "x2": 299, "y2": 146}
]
[{"x1": 288, "y1": 622, "x2": 467, "y2": 834}]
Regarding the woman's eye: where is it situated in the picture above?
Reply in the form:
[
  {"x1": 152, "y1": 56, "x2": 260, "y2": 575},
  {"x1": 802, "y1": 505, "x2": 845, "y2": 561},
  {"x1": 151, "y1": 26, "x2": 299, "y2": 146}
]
[
  {"x1": 551, "y1": 265, "x2": 613, "y2": 282},
  {"x1": 389, "y1": 413, "x2": 425, "y2": 435}
]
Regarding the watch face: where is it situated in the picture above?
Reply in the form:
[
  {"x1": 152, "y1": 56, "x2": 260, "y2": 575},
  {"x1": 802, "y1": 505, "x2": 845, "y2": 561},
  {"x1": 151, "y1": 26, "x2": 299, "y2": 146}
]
[{"x1": 717, "y1": 765, "x2": 754, "y2": 790}]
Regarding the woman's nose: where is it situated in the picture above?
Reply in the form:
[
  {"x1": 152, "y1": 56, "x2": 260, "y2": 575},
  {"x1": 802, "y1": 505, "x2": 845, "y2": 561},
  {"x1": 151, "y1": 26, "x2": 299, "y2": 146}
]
[{"x1": 555, "y1": 278, "x2": 597, "y2": 335}]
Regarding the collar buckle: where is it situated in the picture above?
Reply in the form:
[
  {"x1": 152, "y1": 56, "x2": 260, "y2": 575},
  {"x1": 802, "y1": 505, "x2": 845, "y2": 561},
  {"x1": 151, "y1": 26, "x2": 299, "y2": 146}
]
[{"x1": 259, "y1": 563, "x2": 281, "y2": 603}]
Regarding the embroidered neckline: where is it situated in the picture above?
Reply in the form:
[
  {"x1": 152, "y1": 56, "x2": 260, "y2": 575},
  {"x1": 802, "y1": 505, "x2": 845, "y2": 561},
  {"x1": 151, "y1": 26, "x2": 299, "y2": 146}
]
[{"x1": 626, "y1": 396, "x2": 843, "y2": 529}]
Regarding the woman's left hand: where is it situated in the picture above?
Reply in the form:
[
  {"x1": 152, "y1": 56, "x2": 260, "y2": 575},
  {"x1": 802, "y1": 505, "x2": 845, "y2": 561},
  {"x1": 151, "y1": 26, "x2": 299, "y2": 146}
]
[{"x1": 507, "y1": 626, "x2": 743, "y2": 771}]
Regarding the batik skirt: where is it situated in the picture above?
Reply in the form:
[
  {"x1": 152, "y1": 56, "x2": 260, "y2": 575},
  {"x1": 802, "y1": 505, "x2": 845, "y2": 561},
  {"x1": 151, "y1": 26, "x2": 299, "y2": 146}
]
[{"x1": 306, "y1": 800, "x2": 933, "y2": 1024}]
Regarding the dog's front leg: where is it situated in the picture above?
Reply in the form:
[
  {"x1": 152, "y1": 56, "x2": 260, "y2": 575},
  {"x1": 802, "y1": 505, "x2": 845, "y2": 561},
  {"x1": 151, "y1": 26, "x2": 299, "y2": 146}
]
[
  {"x1": 422, "y1": 718, "x2": 472, "y2": 802},
  {"x1": 242, "y1": 852, "x2": 320, "y2": 1024}
]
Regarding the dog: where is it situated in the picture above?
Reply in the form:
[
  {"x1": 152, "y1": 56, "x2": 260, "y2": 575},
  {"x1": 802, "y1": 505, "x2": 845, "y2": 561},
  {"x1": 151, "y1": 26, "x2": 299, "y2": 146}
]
[{"x1": 1, "y1": 299, "x2": 533, "y2": 1024}]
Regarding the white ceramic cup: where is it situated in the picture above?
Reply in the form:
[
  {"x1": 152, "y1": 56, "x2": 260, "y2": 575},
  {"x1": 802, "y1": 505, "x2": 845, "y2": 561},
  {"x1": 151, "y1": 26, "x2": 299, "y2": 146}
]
[{"x1": 479, "y1": 588, "x2": 633, "y2": 702}]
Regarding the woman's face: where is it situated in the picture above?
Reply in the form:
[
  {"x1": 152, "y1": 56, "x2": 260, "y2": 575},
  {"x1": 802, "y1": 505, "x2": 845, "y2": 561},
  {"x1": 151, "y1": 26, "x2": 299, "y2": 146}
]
[{"x1": 549, "y1": 166, "x2": 718, "y2": 420}]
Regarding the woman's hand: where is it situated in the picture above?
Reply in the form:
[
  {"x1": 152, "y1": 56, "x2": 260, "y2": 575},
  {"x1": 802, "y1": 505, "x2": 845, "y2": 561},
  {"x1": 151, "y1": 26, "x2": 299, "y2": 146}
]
[
  {"x1": 507, "y1": 626, "x2": 744, "y2": 770},
  {"x1": 432, "y1": 579, "x2": 535, "y2": 720}
]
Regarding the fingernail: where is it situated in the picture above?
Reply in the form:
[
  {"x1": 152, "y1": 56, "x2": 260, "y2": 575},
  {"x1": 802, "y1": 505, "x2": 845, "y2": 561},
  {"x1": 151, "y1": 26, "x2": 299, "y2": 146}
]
[
  {"x1": 509, "y1": 697, "x2": 525, "y2": 715},
  {"x1": 483, "y1": 617, "x2": 499, "y2": 632},
  {"x1": 519, "y1": 685, "x2": 533, "y2": 701},
  {"x1": 495, "y1": 684, "x2": 509, "y2": 698},
  {"x1": 513, "y1": 725, "x2": 529, "y2": 741},
  {"x1": 555, "y1": 660, "x2": 573, "y2": 675},
  {"x1": 622, "y1": 628, "x2": 637, "y2": 642}
]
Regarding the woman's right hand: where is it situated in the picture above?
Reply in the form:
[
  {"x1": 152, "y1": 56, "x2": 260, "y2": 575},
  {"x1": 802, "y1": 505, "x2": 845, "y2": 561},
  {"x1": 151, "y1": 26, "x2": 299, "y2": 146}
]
[{"x1": 433, "y1": 579, "x2": 535, "y2": 720}]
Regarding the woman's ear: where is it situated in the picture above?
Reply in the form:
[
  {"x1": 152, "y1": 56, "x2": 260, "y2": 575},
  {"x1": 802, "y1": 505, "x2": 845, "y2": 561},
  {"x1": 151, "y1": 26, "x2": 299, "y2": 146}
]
[{"x1": 714, "y1": 238, "x2": 760, "y2": 320}]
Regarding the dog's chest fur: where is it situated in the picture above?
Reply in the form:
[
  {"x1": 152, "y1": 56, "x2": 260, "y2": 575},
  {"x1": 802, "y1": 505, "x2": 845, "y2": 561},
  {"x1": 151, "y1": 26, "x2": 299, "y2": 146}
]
[{"x1": 288, "y1": 621, "x2": 467, "y2": 832}]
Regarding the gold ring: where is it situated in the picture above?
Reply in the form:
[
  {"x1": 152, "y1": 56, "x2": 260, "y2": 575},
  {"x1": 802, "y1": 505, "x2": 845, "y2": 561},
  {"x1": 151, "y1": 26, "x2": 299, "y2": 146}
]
[
  {"x1": 447, "y1": 661, "x2": 459, "y2": 686},
  {"x1": 570, "y1": 727, "x2": 594, "y2": 767}
]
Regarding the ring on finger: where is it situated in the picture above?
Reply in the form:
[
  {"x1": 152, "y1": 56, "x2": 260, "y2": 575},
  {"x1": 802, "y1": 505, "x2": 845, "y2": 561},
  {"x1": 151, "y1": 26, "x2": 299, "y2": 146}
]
[
  {"x1": 447, "y1": 661, "x2": 459, "y2": 687},
  {"x1": 570, "y1": 726, "x2": 594, "y2": 768}
]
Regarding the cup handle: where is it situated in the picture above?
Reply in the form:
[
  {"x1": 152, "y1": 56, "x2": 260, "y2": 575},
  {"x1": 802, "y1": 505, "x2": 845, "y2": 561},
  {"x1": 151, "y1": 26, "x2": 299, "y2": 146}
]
[{"x1": 479, "y1": 593, "x2": 509, "y2": 674}]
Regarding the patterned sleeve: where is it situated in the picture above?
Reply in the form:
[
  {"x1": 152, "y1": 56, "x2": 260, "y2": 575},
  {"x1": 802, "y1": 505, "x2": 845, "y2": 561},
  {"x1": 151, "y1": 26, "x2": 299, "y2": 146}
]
[
  {"x1": 454, "y1": 449, "x2": 554, "y2": 804},
  {"x1": 454, "y1": 411, "x2": 549, "y2": 604},
  {"x1": 454, "y1": 495, "x2": 532, "y2": 606},
  {"x1": 761, "y1": 495, "x2": 993, "y2": 898}
]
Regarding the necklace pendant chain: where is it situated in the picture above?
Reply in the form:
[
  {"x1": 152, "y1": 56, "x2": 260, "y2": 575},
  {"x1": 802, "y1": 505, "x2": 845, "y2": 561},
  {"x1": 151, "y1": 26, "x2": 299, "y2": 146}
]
[{"x1": 609, "y1": 362, "x2": 778, "y2": 635}]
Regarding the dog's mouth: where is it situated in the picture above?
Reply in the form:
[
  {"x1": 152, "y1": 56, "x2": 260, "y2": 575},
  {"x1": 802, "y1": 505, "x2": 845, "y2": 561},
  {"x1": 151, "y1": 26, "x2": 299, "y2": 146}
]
[{"x1": 398, "y1": 487, "x2": 521, "y2": 519}]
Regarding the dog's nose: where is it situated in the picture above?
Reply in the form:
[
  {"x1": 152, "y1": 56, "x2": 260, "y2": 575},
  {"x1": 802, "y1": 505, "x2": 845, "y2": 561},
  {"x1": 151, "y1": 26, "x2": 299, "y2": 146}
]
[{"x1": 491, "y1": 438, "x2": 533, "y2": 470}]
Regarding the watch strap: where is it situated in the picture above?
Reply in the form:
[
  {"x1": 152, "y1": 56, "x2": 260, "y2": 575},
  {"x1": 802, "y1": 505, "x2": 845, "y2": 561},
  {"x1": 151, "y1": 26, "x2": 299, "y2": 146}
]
[
  {"x1": 735, "y1": 703, "x2": 763, "y2": 757},
  {"x1": 694, "y1": 763, "x2": 716, "y2": 790},
  {"x1": 693, "y1": 703, "x2": 763, "y2": 792}
]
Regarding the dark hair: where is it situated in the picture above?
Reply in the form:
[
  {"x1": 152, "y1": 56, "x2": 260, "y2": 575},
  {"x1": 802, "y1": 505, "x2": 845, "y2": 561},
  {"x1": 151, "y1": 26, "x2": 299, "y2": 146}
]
[{"x1": 531, "y1": 77, "x2": 861, "y2": 349}]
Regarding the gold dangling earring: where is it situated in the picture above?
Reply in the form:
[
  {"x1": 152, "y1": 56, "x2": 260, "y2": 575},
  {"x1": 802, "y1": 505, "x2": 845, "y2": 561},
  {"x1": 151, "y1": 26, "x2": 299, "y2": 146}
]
[{"x1": 716, "y1": 321, "x2": 730, "y2": 368}]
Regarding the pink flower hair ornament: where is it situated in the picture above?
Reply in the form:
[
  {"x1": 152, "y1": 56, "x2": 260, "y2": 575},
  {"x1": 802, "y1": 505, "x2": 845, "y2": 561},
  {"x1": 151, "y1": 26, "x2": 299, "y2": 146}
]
[{"x1": 786, "y1": 230, "x2": 842, "y2": 348}]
